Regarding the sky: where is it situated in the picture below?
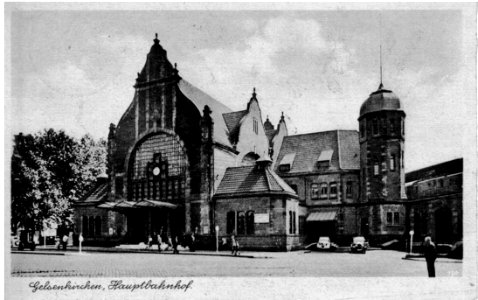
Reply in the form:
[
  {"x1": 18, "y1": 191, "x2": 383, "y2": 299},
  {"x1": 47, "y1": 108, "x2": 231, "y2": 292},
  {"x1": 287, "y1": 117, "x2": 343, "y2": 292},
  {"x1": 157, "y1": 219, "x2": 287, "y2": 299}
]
[{"x1": 5, "y1": 4, "x2": 475, "y2": 172}]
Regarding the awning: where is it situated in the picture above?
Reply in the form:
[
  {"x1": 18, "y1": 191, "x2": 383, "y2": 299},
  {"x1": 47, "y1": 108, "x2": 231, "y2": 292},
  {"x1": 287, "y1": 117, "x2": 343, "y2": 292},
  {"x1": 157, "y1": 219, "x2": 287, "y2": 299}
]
[
  {"x1": 115, "y1": 201, "x2": 136, "y2": 208},
  {"x1": 97, "y1": 200, "x2": 177, "y2": 210},
  {"x1": 306, "y1": 210, "x2": 337, "y2": 222},
  {"x1": 135, "y1": 200, "x2": 177, "y2": 209}
]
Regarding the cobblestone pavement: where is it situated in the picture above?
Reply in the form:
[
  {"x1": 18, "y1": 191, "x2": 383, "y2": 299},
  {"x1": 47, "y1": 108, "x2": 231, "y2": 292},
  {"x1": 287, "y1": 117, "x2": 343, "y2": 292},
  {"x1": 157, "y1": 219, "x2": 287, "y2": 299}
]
[{"x1": 11, "y1": 250, "x2": 462, "y2": 277}]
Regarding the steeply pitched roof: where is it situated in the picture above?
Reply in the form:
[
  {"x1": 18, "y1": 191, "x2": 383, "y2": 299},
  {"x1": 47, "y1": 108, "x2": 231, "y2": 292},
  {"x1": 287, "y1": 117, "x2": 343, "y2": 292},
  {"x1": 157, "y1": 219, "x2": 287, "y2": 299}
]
[
  {"x1": 222, "y1": 110, "x2": 248, "y2": 143},
  {"x1": 405, "y1": 158, "x2": 463, "y2": 183},
  {"x1": 214, "y1": 165, "x2": 297, "y2": 198},
  {"x1": 274, "y1": 130, "x2": 359, "y2": 174},
  {"x1": 178, "y1": 79, "x2": 233, "y2": 147},
  {"x1": 77, "y1": 182, "x2": 108, "y2": 205}
]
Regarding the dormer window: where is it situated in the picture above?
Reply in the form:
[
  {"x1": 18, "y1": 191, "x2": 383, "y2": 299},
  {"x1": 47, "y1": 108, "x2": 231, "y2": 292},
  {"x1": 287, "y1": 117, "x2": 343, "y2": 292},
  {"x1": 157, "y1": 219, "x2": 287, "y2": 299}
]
[
  {"x1": 317, "y1": 149, "x2": 333, "y2": 168},
  {"x1": 279, "y1": 153, "x2": 295, "y2": 172}
]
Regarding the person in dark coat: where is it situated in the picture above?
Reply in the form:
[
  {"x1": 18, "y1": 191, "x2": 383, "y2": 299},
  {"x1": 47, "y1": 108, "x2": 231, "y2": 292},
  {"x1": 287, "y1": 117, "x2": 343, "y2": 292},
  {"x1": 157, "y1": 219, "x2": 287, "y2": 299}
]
[
  {"x1": 423, "y1": 236, "x2": 437, "y2": 277},
  {"x1": 156, "y1": 232, "x2": 162, "y2": 253},
  {"x1": 172, "y1": 235, "x2": 179, "y2": 254}
]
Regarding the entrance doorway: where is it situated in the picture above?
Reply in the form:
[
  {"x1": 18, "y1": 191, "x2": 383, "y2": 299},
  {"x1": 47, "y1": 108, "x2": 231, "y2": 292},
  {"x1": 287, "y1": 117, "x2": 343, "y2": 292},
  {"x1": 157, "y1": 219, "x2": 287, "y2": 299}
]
[
  {"x1": 306, "y1": 221, "x2": 336, "y2": 243},
  {"x1": 126, "y1": 209, "x2": 169, "y2": 243},
  {"x1": 435, "y1": 207, "x2": 452, "y2": 243}
]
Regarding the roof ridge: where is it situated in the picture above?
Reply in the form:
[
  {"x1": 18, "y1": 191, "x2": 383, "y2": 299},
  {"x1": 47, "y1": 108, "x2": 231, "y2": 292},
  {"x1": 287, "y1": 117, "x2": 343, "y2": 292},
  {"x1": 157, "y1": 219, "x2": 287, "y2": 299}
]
[
  {"x1": 263, "y1": 168, "x2": 273, "y2": 192},
  {"x1": 285, "y1": 129, "x2": 357, "y2": 139}
]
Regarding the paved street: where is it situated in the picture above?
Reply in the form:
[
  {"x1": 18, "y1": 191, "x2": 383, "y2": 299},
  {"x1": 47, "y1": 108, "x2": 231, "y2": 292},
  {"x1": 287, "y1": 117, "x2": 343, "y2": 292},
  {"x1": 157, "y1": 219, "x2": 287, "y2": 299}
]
[{"x1": 11, "y1": 250, "x2": 462, "y2": 277}]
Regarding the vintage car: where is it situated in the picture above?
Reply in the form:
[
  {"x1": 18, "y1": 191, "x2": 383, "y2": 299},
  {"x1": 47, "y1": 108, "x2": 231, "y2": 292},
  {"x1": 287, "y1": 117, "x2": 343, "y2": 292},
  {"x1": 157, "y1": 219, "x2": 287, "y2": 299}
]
[
  {"x1": 350, "y1": 236, "x2": 368, "y2": 253},
  {"x1": 316, "y1": 236, "x2": 338, "y2": 251}
]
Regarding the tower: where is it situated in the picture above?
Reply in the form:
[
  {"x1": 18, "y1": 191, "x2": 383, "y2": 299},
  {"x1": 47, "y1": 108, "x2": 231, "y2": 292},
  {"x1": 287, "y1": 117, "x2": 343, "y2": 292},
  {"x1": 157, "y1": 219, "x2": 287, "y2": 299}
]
[{"x1": 358, "y1": 83, "x2": 406, "y2": 241}]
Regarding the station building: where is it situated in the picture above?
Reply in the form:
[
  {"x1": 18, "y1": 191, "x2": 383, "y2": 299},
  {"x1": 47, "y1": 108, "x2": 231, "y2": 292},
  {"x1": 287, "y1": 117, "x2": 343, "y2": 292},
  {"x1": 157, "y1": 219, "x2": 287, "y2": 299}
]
[
  {"x1": 405, "y1": 158, "x2": 463, "y2": 244},
  {"x1": 73, "y1": 35, "x2": 290, "y2": 248},
  {"x1": 73, "y1": 35, "x2": 461, "y2": 250}
]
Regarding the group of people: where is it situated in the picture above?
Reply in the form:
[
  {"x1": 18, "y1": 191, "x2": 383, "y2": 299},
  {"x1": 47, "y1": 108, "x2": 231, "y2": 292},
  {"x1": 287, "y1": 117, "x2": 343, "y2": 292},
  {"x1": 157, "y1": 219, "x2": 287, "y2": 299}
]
[
  {"x1": 146, "y1": 231, "x2": 241, "y2": 256},
  {"x1": 146, "y1": 230, "x2": 196, "y2": 254},
  {"x1": 55, "y1": 234, "x2": 69, "y2": 251}
]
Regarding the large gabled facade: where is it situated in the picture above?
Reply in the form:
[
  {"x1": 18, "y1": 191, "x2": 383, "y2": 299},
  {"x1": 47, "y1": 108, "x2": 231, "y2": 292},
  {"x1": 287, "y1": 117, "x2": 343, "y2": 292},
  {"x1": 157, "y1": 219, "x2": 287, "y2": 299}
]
[
  {"x1": 73, "y1": 34, "x2": 461, "y2": 250},
  {"x1": 72, "y1": 35, "x2": 286, "y2": 246}
]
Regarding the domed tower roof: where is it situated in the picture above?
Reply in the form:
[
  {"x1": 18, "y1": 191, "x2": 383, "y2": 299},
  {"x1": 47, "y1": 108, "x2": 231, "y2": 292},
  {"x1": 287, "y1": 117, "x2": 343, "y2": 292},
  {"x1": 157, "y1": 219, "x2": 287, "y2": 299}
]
[{"x1": 359, "y1": 83, "x2": 403, "y2": 118}]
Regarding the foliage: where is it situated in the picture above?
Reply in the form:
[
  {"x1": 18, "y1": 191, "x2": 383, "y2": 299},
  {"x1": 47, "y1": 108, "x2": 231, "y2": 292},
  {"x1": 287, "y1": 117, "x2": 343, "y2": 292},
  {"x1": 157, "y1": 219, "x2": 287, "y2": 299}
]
[{"x1": 11, "y1": 129, "x2": 107, "y2": 232}]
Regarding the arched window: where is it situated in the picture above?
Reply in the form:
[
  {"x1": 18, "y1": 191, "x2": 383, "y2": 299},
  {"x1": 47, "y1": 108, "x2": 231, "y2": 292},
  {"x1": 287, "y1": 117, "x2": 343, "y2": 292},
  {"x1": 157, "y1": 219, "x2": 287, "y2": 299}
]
[
  {"x1": 289, "y1": 211, "x2": 293, "y2": 234},
  {"x1": 246, "y1": 211, "x2": 255, "y2": 234},
  {"x1": 293, "y1": 211, "x2": 296, "y2": 234},
  {"x1": 227, "y1": 211, "x2": 235, "y2": 234},
  {"x1": 82, "y1": 216, "x2": 88, "y2": 236},
  {"x1": 237, "y1": 212, "x2": 245, "y2": 235},
  {"x1": 95, "y1": 216, "x2": 102, "y2": 236},
  {"x1": 88, "y1": 217, "x2": 95, "y2": 237}
]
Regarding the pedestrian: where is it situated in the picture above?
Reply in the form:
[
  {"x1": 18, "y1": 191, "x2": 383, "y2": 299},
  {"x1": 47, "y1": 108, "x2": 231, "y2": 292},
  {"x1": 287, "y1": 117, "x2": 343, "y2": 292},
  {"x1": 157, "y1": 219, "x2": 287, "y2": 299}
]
[
  {"x1": 423, "y1": 236, "x2": 437, "y2": 277},
  {"x1": 157, "y1": 232, "x2": 162, "y2": 253},
  {"x1": 172, "y1": 235, "x2": 179, "y2": 254},
  {"x1": 189, "y1": 232, "x2": 196, "y2": 252},
  {"x1": 231, "y1": 234, "x2": 239, "y2": 256},
  {"x1": 62, "y1": 234, "x2": 68, "y2": 251},
  {"x1": 55, "y1": 236, "x2": 61, "y2": 250}
]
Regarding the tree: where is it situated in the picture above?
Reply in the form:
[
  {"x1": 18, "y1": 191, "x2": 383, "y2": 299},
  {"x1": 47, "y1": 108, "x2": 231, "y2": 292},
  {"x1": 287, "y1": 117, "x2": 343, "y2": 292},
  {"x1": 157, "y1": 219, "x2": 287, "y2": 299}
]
[{"x1": 11, "y1": 129, "x2": 107, "y2": 234}]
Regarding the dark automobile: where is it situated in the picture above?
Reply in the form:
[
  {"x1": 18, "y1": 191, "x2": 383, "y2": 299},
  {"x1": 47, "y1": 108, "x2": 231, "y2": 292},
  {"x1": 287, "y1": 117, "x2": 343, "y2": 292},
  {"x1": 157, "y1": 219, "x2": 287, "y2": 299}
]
[
  {"x1": 350, "y1": 236, "x2": 368, "y2": 254},
  {"x1": 17, "y1": 230, "x2": 36, "y2": 251}
]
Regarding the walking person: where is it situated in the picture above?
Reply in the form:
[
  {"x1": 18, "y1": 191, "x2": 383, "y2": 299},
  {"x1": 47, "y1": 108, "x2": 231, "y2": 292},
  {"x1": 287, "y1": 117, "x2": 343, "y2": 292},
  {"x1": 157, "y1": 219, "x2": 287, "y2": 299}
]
[
  {"x1": 147, "y1": 234, "x2": 153, "y2": 249},
  {"x1": 172, "y1": 235, "x2": 179, "y2": 254},
  {"x1": 62, "y1": 234, "x2": 68, "y2": 251},
  {"x1": 157, "y1": 232, "x2": 162, "y2": 253},
  {"x1": 231, "y1": 234, "x2": 239, "y2": 256},
  {"x1": 423, "y1": 236, "x2": 437, "y2": 277},
  {"x1": 189, "y1": 231, "x2": 196, "y2": 252}
]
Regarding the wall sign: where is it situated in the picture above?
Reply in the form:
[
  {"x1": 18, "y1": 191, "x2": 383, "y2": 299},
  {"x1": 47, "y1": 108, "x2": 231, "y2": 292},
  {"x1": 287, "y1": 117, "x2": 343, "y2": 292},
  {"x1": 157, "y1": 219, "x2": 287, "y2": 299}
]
[{"x1": 255, "y1": 213, "x2": 269, "y2": 223}]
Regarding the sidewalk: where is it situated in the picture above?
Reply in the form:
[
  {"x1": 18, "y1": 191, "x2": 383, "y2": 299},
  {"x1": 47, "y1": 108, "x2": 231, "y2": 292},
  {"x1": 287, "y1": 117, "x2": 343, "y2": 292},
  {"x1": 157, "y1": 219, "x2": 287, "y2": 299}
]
[{"x1": 11, "y1": 245, "x2": 272, "y2": 259}]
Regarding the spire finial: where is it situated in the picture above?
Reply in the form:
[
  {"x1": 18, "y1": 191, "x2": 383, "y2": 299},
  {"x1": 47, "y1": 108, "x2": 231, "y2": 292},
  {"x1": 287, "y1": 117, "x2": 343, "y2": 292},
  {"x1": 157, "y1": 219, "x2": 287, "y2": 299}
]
[
  {"x1": 154, "y1": 33, "x2": 159, "y2": 44},
  {"x1": 253, "y1": 87, "x2": 256, "y2": 97}
]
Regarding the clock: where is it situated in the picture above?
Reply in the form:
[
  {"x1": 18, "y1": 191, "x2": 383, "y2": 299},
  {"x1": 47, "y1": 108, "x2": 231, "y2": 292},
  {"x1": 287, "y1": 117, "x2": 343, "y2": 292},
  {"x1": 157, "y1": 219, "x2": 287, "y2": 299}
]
[{"x1": 152, "y1": 166, "x2": 161, "y2": 176}]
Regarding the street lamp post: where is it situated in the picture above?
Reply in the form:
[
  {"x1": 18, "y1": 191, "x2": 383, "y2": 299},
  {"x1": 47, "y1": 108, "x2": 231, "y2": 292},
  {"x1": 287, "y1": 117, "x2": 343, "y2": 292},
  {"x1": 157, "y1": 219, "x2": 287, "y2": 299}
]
[
  {"x1": 409, "y1": 230, "x2": 414, "y2": 254},
  {"x1": 215, "y1": 226, "x2": 219, "y2": 253},
  {"x1": 79, "y1": 233, "x2": 84, "y2": 253}
]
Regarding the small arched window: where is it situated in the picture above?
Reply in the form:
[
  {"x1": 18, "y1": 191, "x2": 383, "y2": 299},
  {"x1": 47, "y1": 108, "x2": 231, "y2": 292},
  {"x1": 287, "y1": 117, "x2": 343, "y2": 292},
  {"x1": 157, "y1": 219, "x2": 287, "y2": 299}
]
[
  {"x1": 88, "y1": 217, "x2": 95, "y2": 237},
  {"x1": 227, "y1": 211, "x2": 235, "y2": 234},
  {"x1": 246, "y1": 211, "x2": 255, "y2": 234},
  {"x1": 237, "y1": 212, "x2": 245, "y2": 235},
  {"x1": 289, "y1": 211, "x2": 293, "y2": 234},
  {"x1": 95, "y1": 216, "x2": 102, "y2": 236},
  {"x1": 82, "y1": 216, "x2": 88, "y2": 236},
  {"x1": 293, "y1": 211, "x2": 296, "y2": 234}
]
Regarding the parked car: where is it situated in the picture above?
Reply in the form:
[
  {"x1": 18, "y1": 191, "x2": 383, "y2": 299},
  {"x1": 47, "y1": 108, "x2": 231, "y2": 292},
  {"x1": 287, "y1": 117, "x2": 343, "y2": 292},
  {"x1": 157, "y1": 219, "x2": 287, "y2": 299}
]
[
  {"x1": 350, "y1": 236, "x2": 368, "y2": 254},
  {"x1": 317, "y1": 236, "x2": 338, "y2": 251}
]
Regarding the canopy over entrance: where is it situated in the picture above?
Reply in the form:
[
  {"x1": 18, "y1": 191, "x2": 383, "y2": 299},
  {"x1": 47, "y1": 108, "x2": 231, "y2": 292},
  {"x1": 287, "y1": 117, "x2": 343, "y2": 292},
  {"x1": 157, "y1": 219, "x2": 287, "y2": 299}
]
[{"x1": 97, "y1": 200, "x2": 178, "y2": 210}]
